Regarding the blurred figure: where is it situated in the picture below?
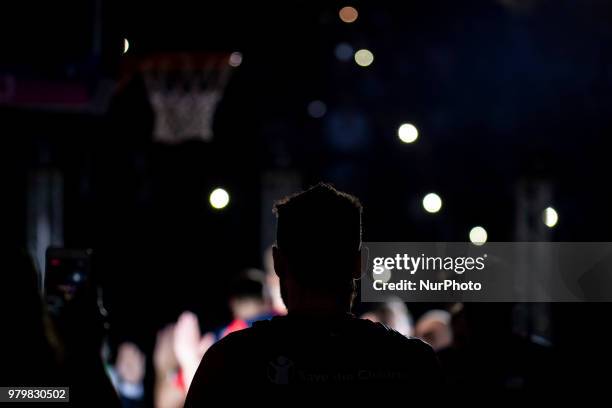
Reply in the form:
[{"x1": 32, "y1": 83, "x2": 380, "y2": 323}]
[
  {"x1": 107, "y1": 342, "x2": 146, "y2": 408},
  {"x1": 0, "y1": 246, "x2": 120, "y2": 406},
  {"x1": 153, "y1": 324, "x2": 183, "y2": 408},
  {"x1": 361, "y1": 299, "x2": 414, "y2": 337},
  {"x1": 153, "y1": 313, "x2": 215, "y2": 408},
  {"x1": 50, "y1": 271, "x2": 120, "y2": 406},
  {"x1": 228, "y1": 269, "x2": 270, "y2": 321},
  {"x1": 415, "y1": 309, "x2": 453, "y2": 351},
  {"x1": 173, "y1": 312, "x2": 215, "y2": 389},
  {"x1": 155, "y1": 269, "x2": 280, "y2": 402},
  {"x1": 185, "y1": 183, "x2": 440, "y2": 399},
  {"x1": 221, "y1": 268, "x2": 277, "y2": 337}
]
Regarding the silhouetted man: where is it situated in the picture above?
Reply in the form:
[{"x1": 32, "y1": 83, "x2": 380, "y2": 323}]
[{"x1": 185, "y1": 183, "x2": 440, "y2": 398}]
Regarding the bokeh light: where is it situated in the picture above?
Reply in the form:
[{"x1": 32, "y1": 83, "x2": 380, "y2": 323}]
[
  {"x1": 543, "y1": 206, "x2": 558, "y2": 228},
  {"x1": 373, "y1": 267, "x2": 392, "y2": 283},
  {"x1": 423, "y1": 193, "x2": 442, "y2": 213},
  {"x1": 229, "y1": 52, "x2": 243, "y2": 67},
  {"x1": 335, "y1": 43, "x2": 354, "y2": 62},
  {"x1": 354, "y1": 49, "x2": 374, "y2": 67},
  {"x1": 398, "y1": 123, "x2": 418, "y2": 143},
  {"x1": 307, "y1": 100, "x2": 327, "y2": 118},
  {"x1": 209, "y1": 188, "x2": 230, "y2": 210},
  {"x1": 339, "y1": 6, "x2": 359, "y2": 23},
  {"x1": 469, "y1": 226, "x2": 488, "y2": 246}
]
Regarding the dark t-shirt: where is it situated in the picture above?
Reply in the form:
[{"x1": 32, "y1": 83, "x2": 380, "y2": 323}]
[{"x1": 185, "y1": 314, "x2": 441, "y2": 401}]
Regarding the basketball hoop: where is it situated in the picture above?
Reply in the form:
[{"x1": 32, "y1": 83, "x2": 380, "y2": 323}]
[{"x1": 124, "y1": 52, "x2": 236, "y2": 144}]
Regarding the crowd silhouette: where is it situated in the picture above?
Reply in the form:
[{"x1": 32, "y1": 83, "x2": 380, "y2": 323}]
[{"x1": 2, "y1": 183, "x2": 561, "y2": 406}]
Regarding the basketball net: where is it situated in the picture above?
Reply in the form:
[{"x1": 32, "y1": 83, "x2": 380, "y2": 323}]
[{"x1": 130, "y1": 53, "x2": 235, "y2": 144}]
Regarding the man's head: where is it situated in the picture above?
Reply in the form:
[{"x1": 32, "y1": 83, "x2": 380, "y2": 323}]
[{"x1": 272, "y1": 183, "x2": 362, "y2": 313}]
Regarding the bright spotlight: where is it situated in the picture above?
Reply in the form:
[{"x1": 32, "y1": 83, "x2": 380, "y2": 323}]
[
  {"x1": 209, "y1": 188, "x2": 230, "y2": 210},
  {"x1": 339, "y1": 6, "x2": 358, "y2": 23},
  {"x1": 469, "y1": 226, "x2": 487, "y2": 246},
  {"x1": 398, "y1": 123, "x2": 418, "y2": 143},
  {"x1": 123, "y1": 38, "x2": 129, "y2": 54},
  {"x1": 422, "y1": 193, "x2": 442, "y2": 214},
  {"x1": 354, "y1": 49, "x2": 374, "y2": 67},
  {"x1": 543, "y1": 206, "x2": 558, "y2": 228},
  {"x1": 229, "y1": 52, "x2": 243, "y2": 67}
]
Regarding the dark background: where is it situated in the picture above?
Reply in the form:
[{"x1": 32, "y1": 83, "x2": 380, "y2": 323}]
[{"x1": 2, "y1": 0, "x2": 612, "y2": 366}]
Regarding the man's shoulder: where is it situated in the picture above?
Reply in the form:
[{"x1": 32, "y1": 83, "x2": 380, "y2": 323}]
[
  {"x1": 203, "y1": 319, "x2": 279, "y2": 359},
  {"x1": 354, "y1": 318, "x2": 435, "y2": 352},
  {"x1": 206, "y1": 324, "x2": 263, "y2": 354},
  {"x1": 212, "y1": 316, "x2": 433, "y2": 350},
  {"x1": 207, "y1": 316, "x2": 434, "y2": 353}
]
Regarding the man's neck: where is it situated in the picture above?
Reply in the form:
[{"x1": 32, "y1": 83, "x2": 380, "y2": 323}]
[
  {"x1": 283, "y1": 280, "x2": 353, "y2": 318},
  {"x1": 286, "y1": 298, "x2": 351, "y2": 318}
]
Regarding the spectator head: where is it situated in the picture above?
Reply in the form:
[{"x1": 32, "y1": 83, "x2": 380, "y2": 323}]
[
  {"x1": 228, "y1": 269, "x2": 269, "y2": 320},
  {"x1": 272, "y1": 183, "x2": 362, "y2": 312}
]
